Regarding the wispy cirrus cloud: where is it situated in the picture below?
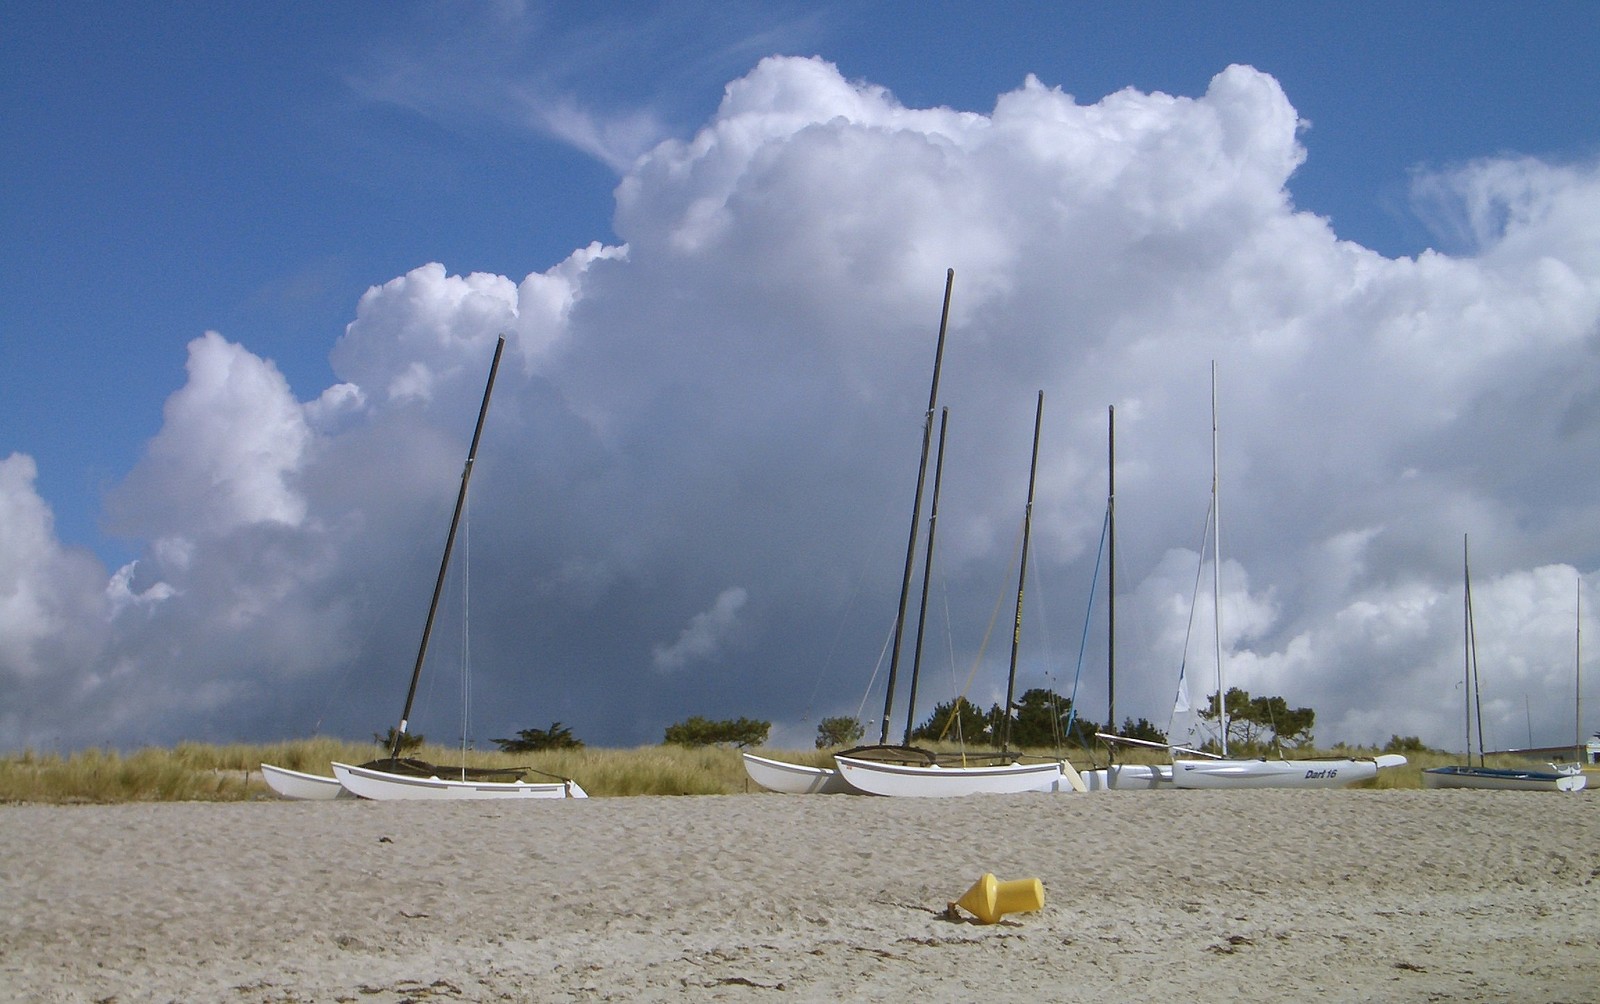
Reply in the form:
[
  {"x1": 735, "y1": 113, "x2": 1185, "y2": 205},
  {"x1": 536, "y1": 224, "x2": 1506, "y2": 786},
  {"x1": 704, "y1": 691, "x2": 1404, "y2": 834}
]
[{"x1": 345, "y1": 2, "x2": 823, "y2": 173}]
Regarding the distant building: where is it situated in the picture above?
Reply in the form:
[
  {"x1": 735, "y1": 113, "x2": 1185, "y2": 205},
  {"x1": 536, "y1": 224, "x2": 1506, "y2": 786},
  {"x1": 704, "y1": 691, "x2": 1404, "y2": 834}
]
[{"x1": 1491, "y1": 732, "x2": 1599, "y2": 763}]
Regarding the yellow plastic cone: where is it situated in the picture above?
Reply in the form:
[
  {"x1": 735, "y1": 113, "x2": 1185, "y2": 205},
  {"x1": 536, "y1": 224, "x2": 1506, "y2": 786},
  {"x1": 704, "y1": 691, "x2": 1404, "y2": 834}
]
[{"x1": 951, "y1": 872, "x2": 1044, "y2": 924}]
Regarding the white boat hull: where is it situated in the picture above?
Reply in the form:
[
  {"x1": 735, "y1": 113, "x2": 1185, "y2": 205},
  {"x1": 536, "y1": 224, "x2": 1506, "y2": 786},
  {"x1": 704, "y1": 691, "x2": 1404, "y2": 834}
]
[
  {"x1": 331, "y1": 762, "x2": 587, "y2": 800},
  {"x1": 832, "y1": 755, "x2": 1062, "y2": 797},
  {"x1": 1102, "y1": 763, "x2": 1174, "y2": 790},
  {"x1": 1421, "y1": 766, "x2": 1588, "y2": 792},
  {"x1": 1172, "y1": 756, "x2": 1396, "y2": 789},
  {"x1": 741, "y1": 752, "x2": 858, "y2": 794},
  {"x1": 261, "y1": 763, "x2": 353, "y2": 800}
]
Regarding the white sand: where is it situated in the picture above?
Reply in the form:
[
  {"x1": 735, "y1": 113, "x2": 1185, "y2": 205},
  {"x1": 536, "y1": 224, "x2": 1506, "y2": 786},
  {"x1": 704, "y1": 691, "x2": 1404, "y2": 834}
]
[{"x1": 2, "y1": 789, "x2": 1597, "y2": 1002}]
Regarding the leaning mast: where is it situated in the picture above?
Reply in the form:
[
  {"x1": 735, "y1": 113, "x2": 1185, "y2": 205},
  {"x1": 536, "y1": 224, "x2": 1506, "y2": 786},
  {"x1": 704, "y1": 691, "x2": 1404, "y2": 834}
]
[
  {"x1": 1001, "y1": 390, "x2": 1045, "y2": 754},
  {"x1": 391, "y1": 336, "x2": 506, "y2": 758}
]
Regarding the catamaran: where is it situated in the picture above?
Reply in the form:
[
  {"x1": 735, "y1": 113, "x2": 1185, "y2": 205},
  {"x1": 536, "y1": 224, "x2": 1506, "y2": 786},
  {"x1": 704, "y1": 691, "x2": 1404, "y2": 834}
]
[
  {"x1": 829, "y1": 391, "x2": 1080, "y2": 797},
  {"x1": 743, "y1": 272, "x2": 1077, "y2": 796},
  {"x1": 743, "y1": 270, "x2": 954, "y2": 795},
  {"x1": 1105, "y1": 363, "x2": 1404, "y2": 789},
  {"x1": 1422, "y1": 537, "x2": 1587, "y2": 793},
  {"x1": 266, "y1": 337, "x2": 586, "y2": 800}
]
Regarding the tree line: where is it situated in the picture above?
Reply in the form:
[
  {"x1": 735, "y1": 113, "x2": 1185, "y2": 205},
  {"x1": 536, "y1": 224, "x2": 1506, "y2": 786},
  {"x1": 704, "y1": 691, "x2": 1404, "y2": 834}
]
[{"x1": 376, "y1": 685, "x2": 1352, "y2": 754}]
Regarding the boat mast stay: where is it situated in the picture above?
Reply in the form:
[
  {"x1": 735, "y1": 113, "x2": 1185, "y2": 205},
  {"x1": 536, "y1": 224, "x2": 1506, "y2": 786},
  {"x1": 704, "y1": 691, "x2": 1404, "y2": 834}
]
[{"x1": 391, "y1": 335, "x2": 506, "y2": 759}]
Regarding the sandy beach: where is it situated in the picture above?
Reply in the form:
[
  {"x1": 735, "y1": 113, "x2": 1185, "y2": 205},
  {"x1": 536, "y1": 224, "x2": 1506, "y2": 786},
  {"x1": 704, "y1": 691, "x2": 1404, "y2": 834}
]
[{"x1": 2, "y1": 789, "x2": 1597, "y2": 1002}]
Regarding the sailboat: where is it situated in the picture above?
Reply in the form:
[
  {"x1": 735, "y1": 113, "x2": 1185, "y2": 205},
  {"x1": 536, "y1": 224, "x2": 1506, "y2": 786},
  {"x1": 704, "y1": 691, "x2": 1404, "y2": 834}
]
[
  {"x1": 265, "y1": 336, "x2": 584, "y2": 800},
  {"x1": 740, "y1": 406, "x2": 961, "y2": 795},
  {"x1": 1166, "y1": 363, "x2": 1404, "y2": 789},
  {"x1": 831, "y1": 391, "x2": 1080, "y2": 796},
  {"x1": 1422, "y1": 537, "x2": 1588, "y2": 792},
  {"x1": 742, "y1": 409, "x2": 956, "y2": 796},
  {"x1": 743, "y1": 270, "x2": 955, "y2": 795},
  {"x1": 744, "y1": 274, "x2": 1077, "y2": 797}
]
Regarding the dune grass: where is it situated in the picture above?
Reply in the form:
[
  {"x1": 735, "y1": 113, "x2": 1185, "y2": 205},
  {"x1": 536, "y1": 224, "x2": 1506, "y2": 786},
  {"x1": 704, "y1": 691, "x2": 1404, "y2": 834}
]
[
  {"x1": 0, "y1": 738, "x2": 1562, "y2": 803},
  {"x1": 0, "y1": 746, "x2": 259, "y2": 803},
  {"x1": 0, "y1": 739, "x2": 762, "y2": 802}
]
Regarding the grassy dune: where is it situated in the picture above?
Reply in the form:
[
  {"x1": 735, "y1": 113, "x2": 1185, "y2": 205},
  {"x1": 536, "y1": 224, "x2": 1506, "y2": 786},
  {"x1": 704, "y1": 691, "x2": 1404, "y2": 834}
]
[
  {"x1": 0, "y1": 740, "x2": 764, "y2": 803},
  {"x1": 0, "y1": 739, "x2": 1561, "y2": 803}
]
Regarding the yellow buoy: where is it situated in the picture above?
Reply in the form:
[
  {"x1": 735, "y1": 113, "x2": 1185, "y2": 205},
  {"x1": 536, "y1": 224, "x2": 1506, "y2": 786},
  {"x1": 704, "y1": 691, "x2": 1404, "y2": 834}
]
[{"x1": 949, "y1": 872, "x2": 1045, "y2": 924}]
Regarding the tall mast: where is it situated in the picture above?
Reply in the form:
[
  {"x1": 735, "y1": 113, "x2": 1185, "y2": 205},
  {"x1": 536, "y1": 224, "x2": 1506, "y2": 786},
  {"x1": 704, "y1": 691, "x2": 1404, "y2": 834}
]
[
  {"x1": 1469, "y1": 545, "x2": 1485, "y2": 767},
  {"x1": 1462, "y1": 535, "x2": 1472, "y2": 765},
  {"x1": 1578, "y1": 573, "x2": 1584, "y2": 764},
  {"x1": 392, "y1": 335, "x2": 506, "y2": 758},
  {"x1": 903, "y1": 407, "x2": 950, "y2": 745},
  {"x1": 880, "y1": 269, "x2": 955, "y2": 744},
  {"x1": 1107, "y1": 404, "x2": 1116, "y2": 735},
  {"x1": 1211, "y1": 361, "x2": 1228, "y2": 756},
  {"x1": 1002, "y1": 390, "x2": 1045, "y2": 754}
]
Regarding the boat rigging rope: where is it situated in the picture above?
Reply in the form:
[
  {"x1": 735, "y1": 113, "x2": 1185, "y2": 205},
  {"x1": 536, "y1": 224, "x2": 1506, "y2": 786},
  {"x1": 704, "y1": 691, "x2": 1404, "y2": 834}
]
[
  {"x1": 803, "y1": 572, "x2": 870, "y2": 722},
  {"x1": 1060, "y1": 504, "x2": 1111, "y2": 751},
  {"x1": 852, "y1": 618, "x2": 899, "y2": 731},
  {"x1": 936, "y1": 574, "x2": 963, "y2": 745},
  {"x1": 935, "y1": 523, "x2": 1024, "y2": 742}
]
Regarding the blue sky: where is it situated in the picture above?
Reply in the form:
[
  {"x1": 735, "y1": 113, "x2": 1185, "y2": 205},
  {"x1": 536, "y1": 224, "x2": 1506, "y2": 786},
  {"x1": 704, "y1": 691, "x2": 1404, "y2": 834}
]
[
  {"x1": 7, "y1": 3, "x2": 1594, "y2": 556},
  {"x1": 3, "y1": 3, "x2": 1600, "y2": 754}
]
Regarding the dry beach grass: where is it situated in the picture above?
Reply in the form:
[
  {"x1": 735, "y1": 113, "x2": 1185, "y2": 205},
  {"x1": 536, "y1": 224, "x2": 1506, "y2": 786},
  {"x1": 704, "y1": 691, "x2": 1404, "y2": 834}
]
[
  {"x1": 0, "y1": 740, "x2": 757, "y2": 803},
  {"x1": 2, "y1": 782, "x2": 1598, "y2": 1001}
]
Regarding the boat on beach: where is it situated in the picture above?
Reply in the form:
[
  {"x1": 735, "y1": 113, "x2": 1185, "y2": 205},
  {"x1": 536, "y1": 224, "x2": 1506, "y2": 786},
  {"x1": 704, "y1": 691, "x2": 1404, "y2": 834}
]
[
  {"x1": 1420, "y1": 764, "x2": 1586, "y2": 792},
  {"x1": 1422, "y1": 537, "x2": 1588, "y2": 794},
  {"x1": 264, "y1": 336, "x2": 585, "y2": 801},
  {"x1": 331, "y1": 759, "x2": 586, "y2": 799},
  {"x1": 743, "y1": 270, "x2": 958, "y2": 796},
  {"x1": 1174, "y1": 753, "x2": 1408, "y2": 789},
  {"x1": 832, "y1": 752, "x2": 1066, "y2": 797},
  {"x1": 1124, "y1": 365, "x2": 1406, "y2": 790},
  {"x1": 747, "y1": 270, "x2": 1038, "y2": 796},
  {"x1": 823, "y1": 390, "x2": 1084, "y2": 796},
  {"x1": 745, "y1": 274, "x2": 1084, "y2": 797},
  {"x1": 260, "y1": 763, "x2": 351, "y2": 800},
  {"x1": 741, "y1": 751, "x2": 856, "y2": 794}
]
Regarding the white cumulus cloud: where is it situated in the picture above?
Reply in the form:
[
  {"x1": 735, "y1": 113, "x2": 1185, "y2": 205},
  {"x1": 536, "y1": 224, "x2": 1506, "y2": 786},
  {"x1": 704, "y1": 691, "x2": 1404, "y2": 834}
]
[{"x1": 7, "y1": 57, "x2": 1600, "y2": 754}]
